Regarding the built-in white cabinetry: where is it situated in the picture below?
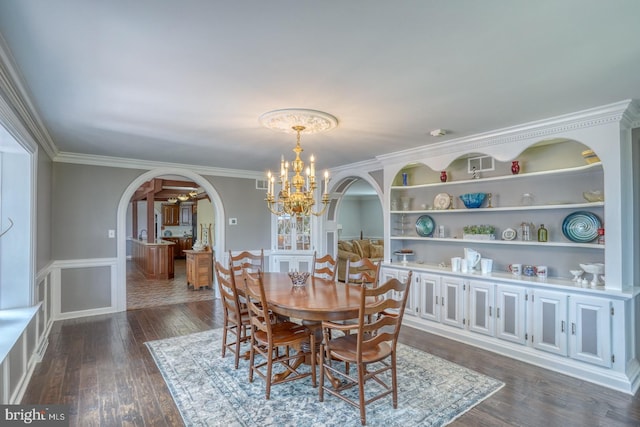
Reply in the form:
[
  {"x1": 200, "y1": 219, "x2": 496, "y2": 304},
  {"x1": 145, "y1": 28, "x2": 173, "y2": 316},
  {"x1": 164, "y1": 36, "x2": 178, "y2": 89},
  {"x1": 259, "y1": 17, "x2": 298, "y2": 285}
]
[
  {"x1": 391, "y1": 271, "x2": 466, "y2": 327},
  {"x1": 568, "y1": 295, "x2": 612, "y2": 368},
  {"x1": 377, "y1": 101, "x2": 640, "y2": 394},
  {"x1": 495, "y1": 284, "x2": 528, "y2": 345},
  {"x1": 417, "y1": 273, "x2": 440, "y2": 322},
  {"x1": 440, "y1": 276, "x2": 465, "y2": 329},
  {"x1": 271, "y1": 253, "x2": 312, "y2": 273},
  {"x1": 531, "y1": 289, "x2": 568, "y2": 356},
  {"x1": 465, "y1": 280, "x2": 528, "y2": 344},
  {"x1": 380, "y1": 268, "x2": 413, "y2": 316},
  {"x1": 530, "y1": 289, "x2": 612, "y2": 368},
  {"x1": 382, "y1": 263, "x2": 621, "y2": 390},
  {"x1": 468, "y1": 280, "x2": 494, "y2": 336}
]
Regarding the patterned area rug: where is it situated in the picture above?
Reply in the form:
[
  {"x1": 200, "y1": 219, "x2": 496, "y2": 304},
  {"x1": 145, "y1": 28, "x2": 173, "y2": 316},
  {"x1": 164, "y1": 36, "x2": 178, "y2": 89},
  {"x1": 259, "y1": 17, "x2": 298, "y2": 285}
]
[{"x1": 146, "y1": 329, "x2": 503, "y2": 427}]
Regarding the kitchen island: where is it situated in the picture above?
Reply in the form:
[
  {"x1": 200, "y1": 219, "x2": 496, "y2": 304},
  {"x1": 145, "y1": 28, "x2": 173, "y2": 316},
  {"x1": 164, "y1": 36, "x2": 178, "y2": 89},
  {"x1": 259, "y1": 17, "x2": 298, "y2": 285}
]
[{"x1": 132, "y1": 239, "x2": 175, "y2": 280}]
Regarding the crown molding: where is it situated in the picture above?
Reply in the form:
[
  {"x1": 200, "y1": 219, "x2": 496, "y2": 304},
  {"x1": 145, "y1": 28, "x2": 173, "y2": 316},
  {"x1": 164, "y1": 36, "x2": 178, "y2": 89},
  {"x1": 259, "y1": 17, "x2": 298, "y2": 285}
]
[
  {"x1": 377, "y1": 99, "x2": 636, "y2": 166},
  {"x1": 53, "y1": 151, "x2": 265, "y2": 179},
  {"x1": 0, "y1": 33, "x2": 58, "y2": 160},
  {"x1": 330, "y1": 157, "x2": 382, "y2": 175}
]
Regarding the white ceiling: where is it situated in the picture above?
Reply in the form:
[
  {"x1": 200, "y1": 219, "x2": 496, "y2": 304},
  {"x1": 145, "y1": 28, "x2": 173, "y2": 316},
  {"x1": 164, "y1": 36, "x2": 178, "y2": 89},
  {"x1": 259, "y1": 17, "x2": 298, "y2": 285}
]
[{"x1": 0, "y1": 1, "x2": 639, "y2": 172}]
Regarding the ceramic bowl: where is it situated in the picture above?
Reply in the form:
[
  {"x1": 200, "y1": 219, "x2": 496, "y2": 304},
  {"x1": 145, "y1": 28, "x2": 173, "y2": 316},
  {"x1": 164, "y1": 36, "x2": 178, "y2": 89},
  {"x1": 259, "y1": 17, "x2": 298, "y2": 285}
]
[
  {"x1": 459, "y1": 193, "x2": 486, "y2": 209},
  {"x1": 288, "y1": 272, "x2": 310, "y2": 287},
  {"x1": 579, "y1": 263, "x2": 604, "y2": 274}
]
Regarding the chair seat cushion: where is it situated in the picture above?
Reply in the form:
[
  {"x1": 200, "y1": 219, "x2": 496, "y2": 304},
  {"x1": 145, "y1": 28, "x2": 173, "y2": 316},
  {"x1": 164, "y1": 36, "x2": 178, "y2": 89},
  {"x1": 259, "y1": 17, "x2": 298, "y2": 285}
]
[
  {"x1": 327, "y1": 334, "x2": 391, "y2": 364},
  {"x1": 254, "y1": 321, "x2": 310, "y2": 347}
]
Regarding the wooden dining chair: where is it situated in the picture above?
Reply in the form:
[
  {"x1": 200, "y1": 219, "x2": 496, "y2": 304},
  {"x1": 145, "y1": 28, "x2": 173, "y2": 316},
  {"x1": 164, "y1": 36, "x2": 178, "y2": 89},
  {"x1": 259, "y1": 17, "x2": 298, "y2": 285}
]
[
  {"x1": 312, "y1": 251, "x2": 338, "y2": 281},
  {"x1": 344, "y1": 257, "x2": 380, "y2": 287},
  {"x1": 214, "y1": 257, "x2": 251, "y2": 369},
  {"x1": 319, "y1": 272, "x2": 413, "y2": 426},
  {"x1": 243, "y1": 269, "x2": 316, "y2": 399},
  {"x1": 229, "y1": 249, "x2": 264, "y2": 274}
]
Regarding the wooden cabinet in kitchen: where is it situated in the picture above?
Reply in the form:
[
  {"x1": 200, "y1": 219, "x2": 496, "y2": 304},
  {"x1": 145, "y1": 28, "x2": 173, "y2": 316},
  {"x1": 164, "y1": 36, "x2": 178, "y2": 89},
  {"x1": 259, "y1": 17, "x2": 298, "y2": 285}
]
[
  {"x1": 162, "y1": 204, "x2": 180, "y2": 226},
  {"x1": 163, "y1": 237, "x2": 193, "y2": 258},
  {"x1": 180, "y1": 203, "x2": 193, "y2": 225},
  {"x1": 185, "y1": 250, "x2": 213, "y2": 290}
]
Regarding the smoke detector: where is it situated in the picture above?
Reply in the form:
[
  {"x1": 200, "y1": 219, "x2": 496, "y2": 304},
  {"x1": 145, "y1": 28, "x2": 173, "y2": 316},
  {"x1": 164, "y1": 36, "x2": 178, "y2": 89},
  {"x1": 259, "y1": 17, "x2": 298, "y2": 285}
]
[{"x1": 430, "y1": 129, "x2": 446, "y2": 137}]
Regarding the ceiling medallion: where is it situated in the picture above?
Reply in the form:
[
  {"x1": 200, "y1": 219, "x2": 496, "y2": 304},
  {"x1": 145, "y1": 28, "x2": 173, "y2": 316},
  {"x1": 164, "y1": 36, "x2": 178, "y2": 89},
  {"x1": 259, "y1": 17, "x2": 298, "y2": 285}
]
[{"x1": 259, "y1": 109, "x2": 338, "y2": 134}]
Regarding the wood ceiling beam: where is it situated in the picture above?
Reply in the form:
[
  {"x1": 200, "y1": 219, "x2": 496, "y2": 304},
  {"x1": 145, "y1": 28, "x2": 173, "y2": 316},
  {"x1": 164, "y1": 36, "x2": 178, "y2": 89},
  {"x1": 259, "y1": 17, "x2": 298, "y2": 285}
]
[{"x1": 129, "y1": 179, "x2": 199, "y2": 202}]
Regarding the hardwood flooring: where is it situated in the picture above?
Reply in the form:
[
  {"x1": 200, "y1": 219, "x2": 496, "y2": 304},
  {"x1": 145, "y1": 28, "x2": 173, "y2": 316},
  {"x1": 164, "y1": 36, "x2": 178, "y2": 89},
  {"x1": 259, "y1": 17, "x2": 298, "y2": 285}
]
[
  {"x1": 126, "y1": 259, "x2": 214, "y2": 310},
  {"x1": 22, "y1": 300, "x2": 640, "y2": 426}
]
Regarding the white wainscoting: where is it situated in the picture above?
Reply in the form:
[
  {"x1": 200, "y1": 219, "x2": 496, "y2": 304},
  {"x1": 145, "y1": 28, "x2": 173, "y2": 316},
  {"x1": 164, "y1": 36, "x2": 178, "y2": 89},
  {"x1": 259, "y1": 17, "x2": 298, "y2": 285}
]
[{"x1": 1, "y1": 266, "x2": 54, "y2": 404}]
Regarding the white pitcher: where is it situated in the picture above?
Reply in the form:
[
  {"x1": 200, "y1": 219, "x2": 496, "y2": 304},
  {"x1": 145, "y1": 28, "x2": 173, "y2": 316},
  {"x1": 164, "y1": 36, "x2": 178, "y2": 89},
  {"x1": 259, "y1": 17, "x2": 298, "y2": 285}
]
[{"x1": 464, "y1": 248, "x2": 482, "y2": 270}]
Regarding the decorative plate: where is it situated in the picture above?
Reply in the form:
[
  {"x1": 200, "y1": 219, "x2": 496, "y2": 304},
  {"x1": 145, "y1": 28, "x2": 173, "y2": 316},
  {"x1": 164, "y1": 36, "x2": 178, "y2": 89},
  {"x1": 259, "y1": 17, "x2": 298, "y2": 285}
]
[
  {"x1": 415, "y1": 215, "x2": 435, "y2": 237},
  {"x1": 501, "y1": 228, "x2": 516, "y2": 241},
  {"x1": 433, "y1": 193, "x2": 450, "y2": 210},
  {"x1": 562, "y1": 211, "x2": 602, "y2": 243}
]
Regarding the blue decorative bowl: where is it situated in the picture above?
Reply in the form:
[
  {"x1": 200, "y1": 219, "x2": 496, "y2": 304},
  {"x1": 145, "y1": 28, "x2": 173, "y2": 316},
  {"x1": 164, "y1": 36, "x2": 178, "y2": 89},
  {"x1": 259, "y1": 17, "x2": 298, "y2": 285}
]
[{"x1": 459, "y1": 193, "x2": 486, "y2": 209}]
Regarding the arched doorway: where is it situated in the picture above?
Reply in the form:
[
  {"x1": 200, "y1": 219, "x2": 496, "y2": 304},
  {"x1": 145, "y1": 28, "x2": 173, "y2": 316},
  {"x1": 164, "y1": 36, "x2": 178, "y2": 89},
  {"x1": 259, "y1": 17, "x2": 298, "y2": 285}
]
[
  {"x1": 115, "y1": 168, "x2": 225, "y2": 312},
  {"x1": 323, "y1": 173, "x2": 384, "y2": 281}
]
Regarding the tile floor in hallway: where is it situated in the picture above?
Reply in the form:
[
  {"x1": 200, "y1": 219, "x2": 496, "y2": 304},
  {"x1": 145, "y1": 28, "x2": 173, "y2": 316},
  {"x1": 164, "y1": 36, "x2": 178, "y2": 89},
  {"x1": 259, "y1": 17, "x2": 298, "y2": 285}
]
[{"x1": 126, "y1": 259, "x2": 215, "y2": 310}]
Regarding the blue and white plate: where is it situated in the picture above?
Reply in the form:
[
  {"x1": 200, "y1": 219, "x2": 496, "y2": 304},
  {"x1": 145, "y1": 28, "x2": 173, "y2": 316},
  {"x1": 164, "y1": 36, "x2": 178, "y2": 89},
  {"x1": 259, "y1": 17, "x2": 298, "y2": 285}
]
[
  {"x1": 415, "y1": 215, "x2": 435, "y2": 237},
  {"x1": 562, "y1": 211, "x2": 601, "y2": 243}
]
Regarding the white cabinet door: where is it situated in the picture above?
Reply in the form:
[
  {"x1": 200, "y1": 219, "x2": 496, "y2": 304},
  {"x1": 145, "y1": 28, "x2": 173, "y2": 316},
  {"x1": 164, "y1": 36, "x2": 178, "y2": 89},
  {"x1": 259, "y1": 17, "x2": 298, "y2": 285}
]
[
  {"x1": 568, "y1": 295, "x2": 612, "y2": 368},
  {"x1": 495, "y1": 284, "x2": 528, "y2": 345},
  {"x1": 381, "y1": 268, "x2": 415, "y2": 316},
  {"x1": 440, "y1": 276, "x2": 465, "y2": 329},
  {"x1": 418, "y1": 273, "x2": 440, "y2": 322},
  {"x1": 398, "y1": 269, "x2": 417, "y2": 317},
  {"x1": 531, "y1": 290, "x2": 568, "y2": 356},
  {"x1": 272, "y1": 255, "x2": 312, "y2": 273},
  {"x1": 380, "y1": 268, "x2": 398, "y2": 283},
  {"x1": 468, "y1": 280, "x2": 494, "y2": 336}
]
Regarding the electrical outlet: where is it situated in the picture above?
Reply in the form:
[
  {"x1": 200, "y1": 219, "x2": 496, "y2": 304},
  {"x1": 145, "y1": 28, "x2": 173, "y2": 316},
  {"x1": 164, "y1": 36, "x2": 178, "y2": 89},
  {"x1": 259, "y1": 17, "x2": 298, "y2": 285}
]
[
  {"x1": 229, "y1": 218, "x2": 238, "y2": 225},
  {"x1": 108, "y1": 229, "x2": 115, "y2": 238}
]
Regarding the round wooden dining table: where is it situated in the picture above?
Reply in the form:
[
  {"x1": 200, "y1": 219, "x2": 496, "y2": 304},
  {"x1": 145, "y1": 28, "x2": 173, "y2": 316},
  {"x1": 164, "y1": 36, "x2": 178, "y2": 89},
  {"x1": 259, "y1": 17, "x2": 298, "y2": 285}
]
[{"x1": 252, "y1": 272, "x2": 364, "y2": 322}]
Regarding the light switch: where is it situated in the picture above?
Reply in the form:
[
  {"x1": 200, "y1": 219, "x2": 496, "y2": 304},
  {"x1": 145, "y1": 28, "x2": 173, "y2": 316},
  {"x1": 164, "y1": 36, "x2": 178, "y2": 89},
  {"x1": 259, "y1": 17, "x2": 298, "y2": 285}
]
[{"x1": 108, "y1": 229, "x2": 115, "y2": 238}]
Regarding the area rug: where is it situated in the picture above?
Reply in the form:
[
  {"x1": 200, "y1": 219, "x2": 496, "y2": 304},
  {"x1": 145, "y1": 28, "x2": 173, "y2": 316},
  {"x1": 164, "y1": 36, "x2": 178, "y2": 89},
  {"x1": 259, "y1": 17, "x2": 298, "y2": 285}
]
[{"x1": 145, "y1": 329, "x2": 503, "y2": 426}]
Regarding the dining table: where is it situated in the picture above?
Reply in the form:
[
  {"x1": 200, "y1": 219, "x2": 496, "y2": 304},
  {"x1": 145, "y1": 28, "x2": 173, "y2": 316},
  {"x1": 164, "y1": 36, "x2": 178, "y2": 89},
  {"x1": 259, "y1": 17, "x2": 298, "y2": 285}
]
[
  {"x1": 238, "y1": 272, "x2": 367, "y2": 387},
  {"x1": 248, "y1": 272, "x2": 365, "y2": 322}
]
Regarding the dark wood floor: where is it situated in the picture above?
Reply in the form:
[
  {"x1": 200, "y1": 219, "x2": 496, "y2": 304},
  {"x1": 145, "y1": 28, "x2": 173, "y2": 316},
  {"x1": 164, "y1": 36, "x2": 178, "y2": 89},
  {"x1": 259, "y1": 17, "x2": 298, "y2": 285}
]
[{"x1": 22, "y1": 300, "x2": 640, "y2": 426}]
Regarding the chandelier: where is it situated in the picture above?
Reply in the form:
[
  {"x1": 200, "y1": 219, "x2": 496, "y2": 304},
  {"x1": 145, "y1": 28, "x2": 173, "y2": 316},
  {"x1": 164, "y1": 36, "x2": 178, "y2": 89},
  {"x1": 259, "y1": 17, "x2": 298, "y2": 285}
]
[
  {"x1": 260, "y1": 109, "x2": 337, "y2": 217},
  {"x1": 168, "y1": 190, "x2": 198, "y2": 204}
]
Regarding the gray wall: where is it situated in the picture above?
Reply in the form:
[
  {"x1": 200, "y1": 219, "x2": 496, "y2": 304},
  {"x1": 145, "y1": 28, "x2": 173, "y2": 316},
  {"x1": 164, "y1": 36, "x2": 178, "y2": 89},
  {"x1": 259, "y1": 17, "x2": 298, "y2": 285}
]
[
  {"x1": 203, "y1": 175, "x2": 270, "y2": 251},
  {"x1": 338, "y1": 195, "x2": 383, "y2": 240},
  {"x1": 52, "y1": 163, "x2": 271, "y2": 259},
  {"x1": 53, "y1": 163, "x2": 143, "y2": 259}
]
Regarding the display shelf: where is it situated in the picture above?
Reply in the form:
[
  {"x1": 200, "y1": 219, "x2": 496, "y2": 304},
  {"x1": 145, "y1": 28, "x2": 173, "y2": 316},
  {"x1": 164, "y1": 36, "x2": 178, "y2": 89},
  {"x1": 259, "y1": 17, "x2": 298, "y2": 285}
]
[
  {"x1": 391, "y1": 162, "x2": 602, "y2": 190},
  {"x1": 393, "y1": 213, "x2": 412, "y2": 236},
  {"x1": 389, "y1": 235, "x2": 605, "y2": 249},
  {"x1": 390, "y1": 201, "x2": 603, "y2": 215}
]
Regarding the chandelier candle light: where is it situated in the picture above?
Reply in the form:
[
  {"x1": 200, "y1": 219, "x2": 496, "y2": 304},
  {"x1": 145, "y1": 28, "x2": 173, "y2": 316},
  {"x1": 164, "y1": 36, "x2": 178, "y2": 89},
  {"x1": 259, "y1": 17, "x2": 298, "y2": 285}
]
[{"x1": 261, "y1": 109, "x2": 336, "y2": 217}]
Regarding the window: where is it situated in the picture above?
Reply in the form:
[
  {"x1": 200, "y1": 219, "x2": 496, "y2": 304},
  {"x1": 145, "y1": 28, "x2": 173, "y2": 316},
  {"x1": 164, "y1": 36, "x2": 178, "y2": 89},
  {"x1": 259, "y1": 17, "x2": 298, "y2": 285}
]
[{"x1": 0, "y1": 122, "x2": 34, "y2": 309}]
